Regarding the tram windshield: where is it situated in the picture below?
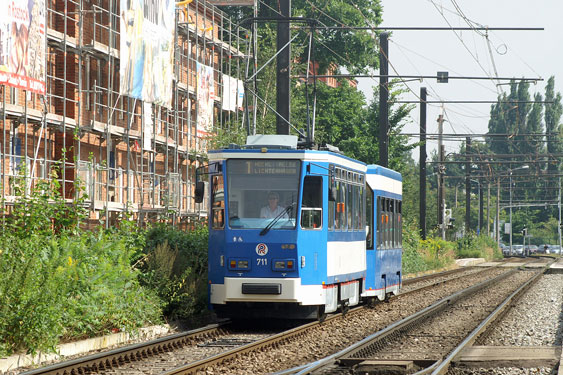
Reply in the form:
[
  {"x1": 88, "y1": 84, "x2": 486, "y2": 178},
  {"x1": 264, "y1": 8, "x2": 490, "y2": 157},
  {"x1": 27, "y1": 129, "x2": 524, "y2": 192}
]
[{"x1": 227, "y1": 159, "x2": 300, "y2": 229}]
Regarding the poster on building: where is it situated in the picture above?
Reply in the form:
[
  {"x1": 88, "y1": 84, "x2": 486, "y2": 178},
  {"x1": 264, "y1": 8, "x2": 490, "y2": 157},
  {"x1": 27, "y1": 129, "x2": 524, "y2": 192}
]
[
  {"x1": 237, "y1": 79, "x2": 244, "y2": 109},
  {"x1": 0, "y1": 0, "x2": 46, "y2": 95},
  {"x1": 221, "y1": 74, "x2": 237, "y2": 112},
  {"x1": 197, "y1": 62, "x2": 214, "y2": 133},
  {"x1": 143, "y1": 102, "x2": 153, "y2": 150},
  {"x1": 120, "y1": 0, "x2": 174, "y2": 107}
]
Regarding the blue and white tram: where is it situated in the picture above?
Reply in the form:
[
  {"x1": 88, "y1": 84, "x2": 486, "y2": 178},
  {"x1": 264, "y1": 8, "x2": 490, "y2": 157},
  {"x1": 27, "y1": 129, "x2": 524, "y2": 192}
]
[{"x1": 200, "y1": 136, "x2": 402, "y2": 319}]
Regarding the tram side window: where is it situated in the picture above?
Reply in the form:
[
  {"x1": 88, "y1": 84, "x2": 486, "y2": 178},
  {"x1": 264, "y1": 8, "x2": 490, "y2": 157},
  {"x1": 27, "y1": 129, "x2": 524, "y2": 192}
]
[
  {"x1": 211, "y1": 175, "x2": 225, "y2": 229},
  {"x1": 378, "y1": 197, "x2": 383, "y2": 249},
  {"x1": 362, "y1": 186, "x2": 366, "y2": 229},
  {"x1": 328, "y1": 182, "x2": 335, "y2": 231},
  {"x1": 388, "y1": 199, "x2": 393, "y2": 248},
  {"x1": 347, "y1": 183, "x2": 353, "y2": 230},
  {"x1": 366, "y1": 186, "x2": 373, "y2": 249},
  {"x1": 335, "y1": 181, "x2": 342, "y2": 230},
  {"x1": 393, "y1": 200, "x2": 399, "y2": 247},
  {"x1": 301, "y1": 176, "x2": 322, "y2": 229},
  {"x1": 339, "y1": 182, "x2": 348, "y2": 230},
  {"x1": 383, "y1": 198, "x2": 389, "y2": 249},
  {"x1": 390, "y1": 200, "x2": 395, "y2": 248},
  {"x1": 398, "y1": 201, "x2": 403, "y2": 246},
  {"x1": 356, "y1": 185, "x2": 362, "y2": 230}
]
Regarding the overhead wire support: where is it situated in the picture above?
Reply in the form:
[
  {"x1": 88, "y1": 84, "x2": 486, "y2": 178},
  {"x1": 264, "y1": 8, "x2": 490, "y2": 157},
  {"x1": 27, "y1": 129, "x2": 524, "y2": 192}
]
[
  {"x1": 395, "y1": 100, "x2": 554, "y2": 104},
  {"x1": 291, "y1": 74, "x2": 543, "y2": 83},
  {"x1": 312, "y1": 26, "x2": 544, "y2": 31}
]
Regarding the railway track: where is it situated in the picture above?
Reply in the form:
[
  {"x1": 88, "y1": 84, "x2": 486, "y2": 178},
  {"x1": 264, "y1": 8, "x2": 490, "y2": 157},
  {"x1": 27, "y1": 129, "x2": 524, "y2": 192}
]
[
  {"x1": 18, "y1": 260, "x2": 521, "y2": 375},
  {"x1": 280, "y1": 261, "x2": 553, "y2": 374}
]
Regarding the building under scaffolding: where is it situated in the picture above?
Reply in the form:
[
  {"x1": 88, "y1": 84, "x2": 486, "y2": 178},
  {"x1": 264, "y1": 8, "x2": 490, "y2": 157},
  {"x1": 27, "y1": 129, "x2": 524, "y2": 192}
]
[{"x1": 0, "y1": 0, "x2": 249, "y2": 227}]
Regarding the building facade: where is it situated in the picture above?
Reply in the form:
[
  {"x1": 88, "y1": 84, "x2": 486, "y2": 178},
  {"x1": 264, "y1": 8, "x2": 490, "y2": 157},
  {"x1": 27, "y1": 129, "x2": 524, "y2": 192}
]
[{"x1": 0, "y1": 0, "x2": 248, "y2": 227}]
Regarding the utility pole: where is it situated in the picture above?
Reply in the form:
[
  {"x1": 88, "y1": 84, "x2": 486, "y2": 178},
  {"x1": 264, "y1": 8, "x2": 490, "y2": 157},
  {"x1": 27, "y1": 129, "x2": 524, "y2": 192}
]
[
  {"x1": 509, "y1": 170, "x2": 513, "y2": 256},
  {"x1": 479, "y1": 183, "x2": 483, "y2": 235},
  {"x1": 276, "y1": 0, "x2": 291, "y2": 135},
  {"x1": 419, "y1": 87, "x2": 427, "y2": 239},
  {"x1": 487, "y1": 183, "x2": 490, "y2": 237},
  {"x1": 465, "y1": 137, "x2": 471, "y2": 234},
  {"x1": 379, "y1": 32, "x2": 389, "y2": 167},
  {"x1": 559, "y1": 177, "x2": 562, "y2": 255},
  {"x1": 496, "y1": 179, "x2": 500, "y2": 247},
  {"x1": 437, "y1": 109, "x2": 445, "y2": 240}
]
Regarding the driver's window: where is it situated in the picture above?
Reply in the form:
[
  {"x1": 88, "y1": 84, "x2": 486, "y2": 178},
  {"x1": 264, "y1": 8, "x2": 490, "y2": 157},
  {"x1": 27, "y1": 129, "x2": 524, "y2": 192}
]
[
  {"x1": 301, "y1": 176, "x2": 322, "y2": 229},
  {"x1": 211, "y1": 175, "x2": 224, "y2": 229}
]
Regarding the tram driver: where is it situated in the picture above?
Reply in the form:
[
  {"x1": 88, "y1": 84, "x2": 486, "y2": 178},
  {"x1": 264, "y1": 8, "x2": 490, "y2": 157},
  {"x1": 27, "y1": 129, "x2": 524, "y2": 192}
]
[{"x1": 260, "y1": 192, "x2": 288, "y2": 219}]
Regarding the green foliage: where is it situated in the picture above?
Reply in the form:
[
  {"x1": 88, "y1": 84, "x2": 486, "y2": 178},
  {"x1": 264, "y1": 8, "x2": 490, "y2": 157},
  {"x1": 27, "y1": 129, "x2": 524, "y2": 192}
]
[
  {"x1": 139, "y1": 225, "x2": 209, "y2": 321},
  {"x1": 402, "y1": 223, "x2": 427, "y2": 274},
  {"x1": 418, "y1": 237, "x2": 456, "y2": 270},
  {"x1": 455, "y1": 233, "x2": 502, "y2": 260},
  {"x1": 292, "y1": 0, "x2": 383, "y2": 73},
  {"x1": 401, "y1": 222, "x2": 455, "y2": 274},
  {"x1": 60, "y1": 232, "x2": 162, "y2": 340},
  {"x1": 0, "y1": 174, "x2": 162, "y2": 357},
  {"x1": 6, "y1": 165, "x2": 88, "y2": 236}
]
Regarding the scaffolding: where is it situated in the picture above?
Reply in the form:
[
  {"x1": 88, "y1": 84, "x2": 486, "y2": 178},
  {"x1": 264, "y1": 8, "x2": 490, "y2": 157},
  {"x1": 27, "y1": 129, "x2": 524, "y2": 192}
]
[{"x1": 0, "y1": 0, "x2": 249, "y2": 228}]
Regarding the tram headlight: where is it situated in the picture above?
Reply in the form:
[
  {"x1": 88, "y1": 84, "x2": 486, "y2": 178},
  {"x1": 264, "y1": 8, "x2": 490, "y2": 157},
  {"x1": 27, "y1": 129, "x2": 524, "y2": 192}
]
[
  {"x1": 273, "y1": 259, "x2": 296, "y2": 271},
  {"x1": 228, "y1": 258, "x2": 250, "y2": 270}
]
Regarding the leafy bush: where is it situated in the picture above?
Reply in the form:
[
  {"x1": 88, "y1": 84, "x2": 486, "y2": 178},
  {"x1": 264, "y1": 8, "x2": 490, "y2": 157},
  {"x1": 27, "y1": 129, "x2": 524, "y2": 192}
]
[
  {"x1": 402, "y1": 223, "x2": 455, "y2": 275},
  {"x1": 139, "y1": 224, "x2": 209, "y2": 321},
  {"x1": 0, "y1": 172, "x2": 162, "y2": 356},
  {"x1": 418, "y1": 238, "x2": 456, "y2": 270},
  {"x1": 402, "y1": 223, "x2": 428, "y2": 274},
  {"x1": 455, "y1": 233, "x2": 502, "y2": 260}
]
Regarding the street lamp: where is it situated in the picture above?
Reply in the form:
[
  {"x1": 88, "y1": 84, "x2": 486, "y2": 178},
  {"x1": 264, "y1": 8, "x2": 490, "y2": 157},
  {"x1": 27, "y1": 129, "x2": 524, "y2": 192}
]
[{"x1": 509, "y1": 165, "x2": 529, "y2": 256}]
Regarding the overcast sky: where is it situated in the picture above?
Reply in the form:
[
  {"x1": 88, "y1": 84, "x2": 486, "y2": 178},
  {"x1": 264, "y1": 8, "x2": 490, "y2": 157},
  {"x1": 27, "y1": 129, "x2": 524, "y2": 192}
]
[{"x1": 357, "y1": 0, "x2": 563, "y2": 161}]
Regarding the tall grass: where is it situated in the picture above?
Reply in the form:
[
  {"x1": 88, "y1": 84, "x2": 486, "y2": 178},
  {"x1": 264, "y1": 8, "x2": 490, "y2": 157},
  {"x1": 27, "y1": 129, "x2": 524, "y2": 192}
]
[{"x1": 0, "y1": 170, "x2": 162, "y2": 356}]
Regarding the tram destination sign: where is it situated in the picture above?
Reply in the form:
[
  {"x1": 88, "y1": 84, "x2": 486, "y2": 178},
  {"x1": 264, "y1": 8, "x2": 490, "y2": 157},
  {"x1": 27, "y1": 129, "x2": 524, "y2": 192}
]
[{"x1": 231, "y1": 160, "x2": 299, "y2": 175}]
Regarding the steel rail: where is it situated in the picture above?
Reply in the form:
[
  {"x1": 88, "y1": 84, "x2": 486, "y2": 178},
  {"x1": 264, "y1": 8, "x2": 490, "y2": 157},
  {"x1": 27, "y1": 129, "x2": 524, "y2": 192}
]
[
  {"x1": 161, "y1": 267, "x2": 506, "y2": 375},
  {"x1": 427, "y1": 267, "x2": 548, "y2": 375},
  {"x1": 20, "y1": 263, "x2": 506, "y2": 375},
  {"x1": 402, "y1": 267, "x2": 472, "y2": 286},
  {"x1": 276, "y1": 268, "x2": 518, "y2": 375},
  {"x1": 19, "y1": 323, "x2": 230, "y2": 375}
]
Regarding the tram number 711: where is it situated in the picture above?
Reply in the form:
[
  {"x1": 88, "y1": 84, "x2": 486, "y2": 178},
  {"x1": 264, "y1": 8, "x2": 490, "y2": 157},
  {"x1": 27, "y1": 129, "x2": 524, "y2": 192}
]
[{"x1": 257, "y1": 258, "x2": 268, "y2": 266}]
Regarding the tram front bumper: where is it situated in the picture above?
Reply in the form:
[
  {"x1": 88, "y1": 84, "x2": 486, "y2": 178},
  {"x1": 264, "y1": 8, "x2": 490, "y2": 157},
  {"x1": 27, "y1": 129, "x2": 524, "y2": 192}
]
[{"x1": 210, "y1": 277, "x2": 325, "y2": 305}]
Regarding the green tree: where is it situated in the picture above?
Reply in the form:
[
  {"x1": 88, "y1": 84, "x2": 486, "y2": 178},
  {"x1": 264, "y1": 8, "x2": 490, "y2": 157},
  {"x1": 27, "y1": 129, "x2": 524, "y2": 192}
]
[
  {"x1": 291, "y1": 0, "x2": 383, "y2": 73},
  {"x1": 545, "y1": 76, "x2": 563, "y2": 173}
]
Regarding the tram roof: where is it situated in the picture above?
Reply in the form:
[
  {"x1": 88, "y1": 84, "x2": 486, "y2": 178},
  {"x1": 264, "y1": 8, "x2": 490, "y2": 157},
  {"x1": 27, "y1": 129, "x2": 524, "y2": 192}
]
[
  {"x1": 366, "y1": 165, "x2": 402, "y2": 181},
  {"x1": 208, "y1": 148, "x2": 367, "y2": 171}
]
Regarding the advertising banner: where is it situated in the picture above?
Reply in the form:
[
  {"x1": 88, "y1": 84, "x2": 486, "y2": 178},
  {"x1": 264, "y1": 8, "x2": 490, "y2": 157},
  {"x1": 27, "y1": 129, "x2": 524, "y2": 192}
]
[
  {"x1": 120, "y1": 0, "x2": 174, "y2": 107},
  {"x1": 237, "y1": 79, "x2": 244, "y2": 109},
  {"x1": 197, "y1": 62, "x2": 214, "y2": 133},
  {"x1": 221, "y1": 74, "x2": 237, "y2": 112},
  {"x1": 0, "y1": 0, "x2": 46, "y2": 95},
  {"x1": 143, "y1": 102, "x2": 153, "y2": 150}
]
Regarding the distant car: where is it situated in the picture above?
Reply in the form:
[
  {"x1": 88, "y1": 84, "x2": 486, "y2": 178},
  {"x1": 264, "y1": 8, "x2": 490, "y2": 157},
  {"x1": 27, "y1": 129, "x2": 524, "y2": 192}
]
[
  {"x1": 525, "y1": 245, "x2": 538, "y2": 255},
  {"x1": 513, "y1": 245, "x2": 524, "y2": 256},
  {"x1": 548, "y1": 245, "x2": 561, "y2": 255}
]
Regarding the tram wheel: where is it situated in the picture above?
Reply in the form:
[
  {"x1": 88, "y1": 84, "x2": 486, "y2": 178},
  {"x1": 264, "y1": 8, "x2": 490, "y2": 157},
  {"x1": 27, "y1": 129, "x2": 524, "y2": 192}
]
[
  {"x1": 317, "y1": 306, "x2": 327, "y2": 323},
  {"x1": 341, "y1": 302, "x2": 350, "y2": 316}
]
